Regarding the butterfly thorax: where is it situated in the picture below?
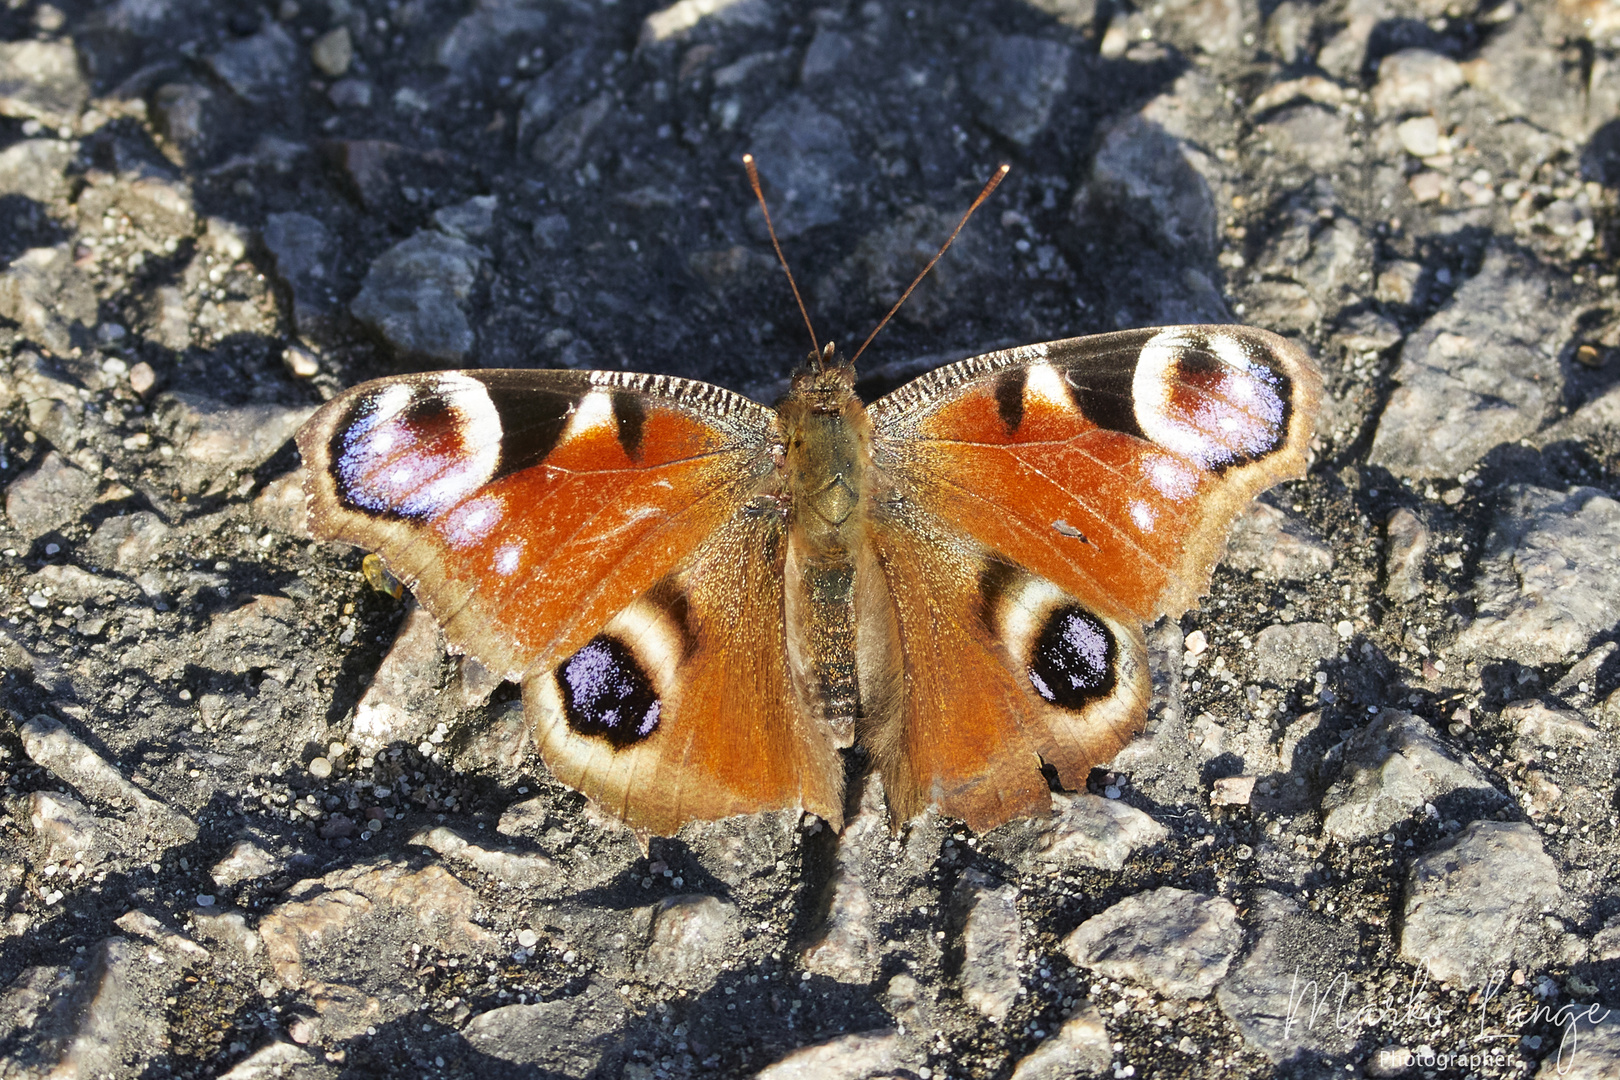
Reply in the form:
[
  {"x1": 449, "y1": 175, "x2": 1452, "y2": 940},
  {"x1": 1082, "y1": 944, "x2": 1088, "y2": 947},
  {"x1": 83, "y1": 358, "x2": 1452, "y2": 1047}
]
[
  {"x1": 775, "y1": 353, "x2": 873, "y2": 738},
  {"x1": 777, "y1": 357, "x2": 871, "y2": 555}
]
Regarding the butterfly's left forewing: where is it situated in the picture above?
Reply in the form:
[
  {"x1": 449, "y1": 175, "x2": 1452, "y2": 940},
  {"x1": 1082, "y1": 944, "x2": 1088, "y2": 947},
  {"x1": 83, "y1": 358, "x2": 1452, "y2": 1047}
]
[
  {"x1": 299, "y1": 369, "x2": 844, "y2": 834},
  {"x1": 860, "y1": 325, "x2": 1320, "y2": 830},
  {"x1": 870, "y1": 325, "x2": 1321, "y2": 622}
]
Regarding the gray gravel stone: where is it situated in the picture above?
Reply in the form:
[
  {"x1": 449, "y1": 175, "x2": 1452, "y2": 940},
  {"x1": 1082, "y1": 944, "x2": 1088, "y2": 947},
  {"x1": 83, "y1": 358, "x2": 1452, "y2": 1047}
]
[
  {"x1": 160, "y1": 393, "x2": 314, "y2": 485},
  {"x1": 1370, "y1": 248, "x2": 1569, "y2": 479},
  {"x1": 150, "y1": 82, "x2": 216, "y2": 160},
  {"x1": 753, "y1": 1028, "x2": 902, "y2": 1080},
  {"x1": 5, "y1": 451, "x2": 98, "y2": 542},
  {"x1": 350, "y1": 602, "x2": 450, "y2": 751},
  {"x1": 29, "y1": 790, "x2": 113, "y2": 865},
  {"x1": 216, "y1": 1040, "x2": 327, "y2": 1080},
  {"x1": 1543, "y1": 382, "x2": 1620, "y2": 444},
  {"x1": 1532, "y1": 1010, "x2": 1620, "y2": 1079},
  {"x1": 0, "y1": 39, "x2": 88, "y2": 127},
  {"x1": 0, "y1": 138, "x2": 76, "y2": 202},
  {"x1": 951, "y1": 868, "x2": 1021, "y2": 1022},
  {"x1": 637, "y1": 893, "x2": 740, "y2": 989},
  {"x1": 202, "y1": 595, "x2": 303, "y2": 674},
  {"x1": 21, "y1": 715, "x2": 198, "y2": 843},
  {"x1": 1371, "y1": 49, "x2": 1464, "y2": 118},
  {"x1": 798, "y1": 776, "x2": 881, "y2": 980},
  {"x1": 75, "y1": 162, "x2": 196, "y2": 248},
  {"x1": 1222, "y1": 501, "x2": 1334, "y2": 580},
  {"x1": 350, "y1": 230, "x2": 487, "y2": 363},
  {"x1": 970, "y1": 34, "x2": 1072, "y2": 146},
  {"x1": 1215, "y1": 891, "x2": 1357, "y2": 1063},
  {"x1": 113, "y1": 909, "x2": 210, "y2": 964},
  {"x1": 0, "y1": 245, "x2": 98, "y2": 356},
  {"x1": 457, "y1": 699, "x2": 532, "y2": 773},
  {"x1": 327, "y1": 77, "x2": 371, "y2": 109},
  {"x1": 1399, "y1": 821, "x2": 1560, "y2": 985},
  {"x1": 409, "y1": 825, "x2": 559, "y2": 890},
  {"x1": 1383, "y1": 507, "x2": 1430, "y2": 602},
  {"x1": 1320, "y1": 709, "x2": 1501, "y2": 841},
  {"x1": 1075, "y1": 114, "x2": 1218, "y2": 263},
  {"x1": 188, "y1": 909, "x2": 263, "y2": 960},
  {"x1": 1507, "y1": 699, "x2": 1599, "y2": 757},
  {"x1": 459, "y1": 983, "x2": 626, "y2": 1076},
  {"x1": 432, "y1": 195, "x2": 498, "y2": 241},
  {"x1": 515, "y1": 47, "x2": 593, "y2": 146},
  {"x1": 1469, "y1": 14, "x2": 1590, "y2": 139},
  {"x1": 533, "y1": 92, "x2": 614, "y2": 174},
  {"x1": 640, "y1": 0, "x2": 774, "y2": 43},
  {"x1": 1250, "y1": 622, "x2": 1338, "y2": 685},
  {"x1": 1009, "y1": 1001, "x2": 1111, "y2": 1080},
  {"x1": 309, "y1": 26, "x2": 352, "y2": 79},
  {"x1": 1063, "y1": 887, "x2": 1241, "y2": 1000},
  {"x1": 800, "y1": 28, "x2": 855, "y2": 81},
  {"x1": 210, "y1": 840, "x2": 281, "y2": 887},
  {"x1": 261, "y1": 862, "x2": 491, "y2": 1035},
  {"x1": 1550, "y1": 643, "x2": 1616, "y2": 709},
  {"x1": 25, "y1": 563, "x2": 136, "y2": 606},
  {"x1": 799, "y1": 867, "x2": 876, "y2": 982},
  {"x1": 262, "y1": 212, "x2": 338, "y2": 336},
  {"x1": 85, "y1": 511, "x2": 170, "y2": 571},
  {"x1": 206, "y1": 21, "x2": 300, "y2": 104},
  {"x1": 0, "y1": 964, "x2": 75, "y2": 1045},
  {"x1": 1258, "y1": 104, "x2": 1352, "y2": 172},
  {"x1": 45, "y1": 938, "x2": 168, "y2": 1080},
  {"x1": 826, "y1": 205, "x2": 997, "y2": 330},
  {"x1": 748, "y1": 96, "x2": 863, "y2": 238},
  {"x1": 1027, "y1": 792, "x2": 1167, "y2": 871},
  {"x1": 436, "y1": 9, "x2": 546, "y2": 73},
  {"x1": 1455, "y1": 485, "x2": 1620, "y2": 665}
]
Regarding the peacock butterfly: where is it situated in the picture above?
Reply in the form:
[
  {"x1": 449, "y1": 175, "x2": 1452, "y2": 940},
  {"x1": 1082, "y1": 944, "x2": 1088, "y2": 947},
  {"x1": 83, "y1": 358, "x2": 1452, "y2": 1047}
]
[{"x1": 296, "y1": 162, "x2": 1321, "y2": 836}]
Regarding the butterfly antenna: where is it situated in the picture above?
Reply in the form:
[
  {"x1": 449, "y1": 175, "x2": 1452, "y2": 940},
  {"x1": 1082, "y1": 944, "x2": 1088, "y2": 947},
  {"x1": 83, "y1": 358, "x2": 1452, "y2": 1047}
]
[
  {"x1": 743, "y1": 153, "x2": 820, "y2": 360},
  {"x1": 849, "y1": 163, "x2": 1011, "y2": 367}
]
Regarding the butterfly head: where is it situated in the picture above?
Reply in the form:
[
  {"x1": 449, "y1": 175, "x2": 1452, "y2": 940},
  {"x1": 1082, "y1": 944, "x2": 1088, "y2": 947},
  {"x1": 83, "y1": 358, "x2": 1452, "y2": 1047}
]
[{"x1": 788, "y1": 341, "x2": 859, "y2": 413}]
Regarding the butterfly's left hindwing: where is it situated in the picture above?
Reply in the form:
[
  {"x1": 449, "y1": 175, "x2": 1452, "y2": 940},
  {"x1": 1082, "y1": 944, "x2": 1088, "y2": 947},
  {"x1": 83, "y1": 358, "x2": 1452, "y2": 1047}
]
[
  {"x1": 299, "y1": 369, "x2": 845, "y2": 834},
  {"x1": 855, "y1": 507, "x2": 1151, "y2": 832}
]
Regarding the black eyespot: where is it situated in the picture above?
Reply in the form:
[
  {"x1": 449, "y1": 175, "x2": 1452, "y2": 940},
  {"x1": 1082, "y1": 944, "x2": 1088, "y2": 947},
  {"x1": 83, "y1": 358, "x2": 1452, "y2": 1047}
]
[
  {"x1": 1028, "y1": 607, "x2": 1115, "y2": 709},
  {"x1": 558, "y1": 635, "x2": 661, "y2": 747}
]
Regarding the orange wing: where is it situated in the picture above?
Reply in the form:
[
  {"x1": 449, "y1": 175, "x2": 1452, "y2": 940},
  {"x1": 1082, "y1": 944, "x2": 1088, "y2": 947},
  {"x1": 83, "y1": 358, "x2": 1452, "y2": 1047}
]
[
  {"x1": 299, "y1": 369, "x2": 842, "y2": 833},
  {"x1": 855, "y1": 511, "x2": 1150, "y2": 832},
  {"x1": 869, "y1": 325, "x2": 1322, "y2": 623},
  {"x1": 859, "y1": 326, "x2": 1319, "y2": 830}
]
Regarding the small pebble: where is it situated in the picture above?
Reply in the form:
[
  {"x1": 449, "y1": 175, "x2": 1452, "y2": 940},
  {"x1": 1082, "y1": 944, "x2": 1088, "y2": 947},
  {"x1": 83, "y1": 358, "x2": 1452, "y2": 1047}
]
[
  {"x1": 517, "y1": 928, "x2": 538, "y2": 948},
  {"x1": 129, "y1": 362, "x2": 156, "y2": 395},
  {"x1": 283, "y1": 344, "x2": 320, "y2": 378},
  {"x1": 308, "y1": 757, "x2": 332, "y2": 778}
]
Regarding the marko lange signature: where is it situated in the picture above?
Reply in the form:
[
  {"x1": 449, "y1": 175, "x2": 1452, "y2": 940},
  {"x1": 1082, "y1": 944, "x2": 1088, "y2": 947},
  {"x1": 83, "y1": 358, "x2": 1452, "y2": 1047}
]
[{"x1": 1281, "y1": 966, "x2": 1611, "y2": 1072}]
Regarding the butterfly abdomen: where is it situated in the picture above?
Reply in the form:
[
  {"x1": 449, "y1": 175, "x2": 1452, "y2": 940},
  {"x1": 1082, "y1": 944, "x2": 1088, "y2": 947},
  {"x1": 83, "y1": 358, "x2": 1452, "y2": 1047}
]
[{"x1": 776, "y1": 362, "x2": 877, "y2": 742}]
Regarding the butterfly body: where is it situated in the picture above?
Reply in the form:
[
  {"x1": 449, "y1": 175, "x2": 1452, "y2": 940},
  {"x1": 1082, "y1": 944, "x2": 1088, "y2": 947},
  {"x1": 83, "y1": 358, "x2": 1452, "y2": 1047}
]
[{"x1": 298, "y1": 325, "x2": 1320, "y2": 836}]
